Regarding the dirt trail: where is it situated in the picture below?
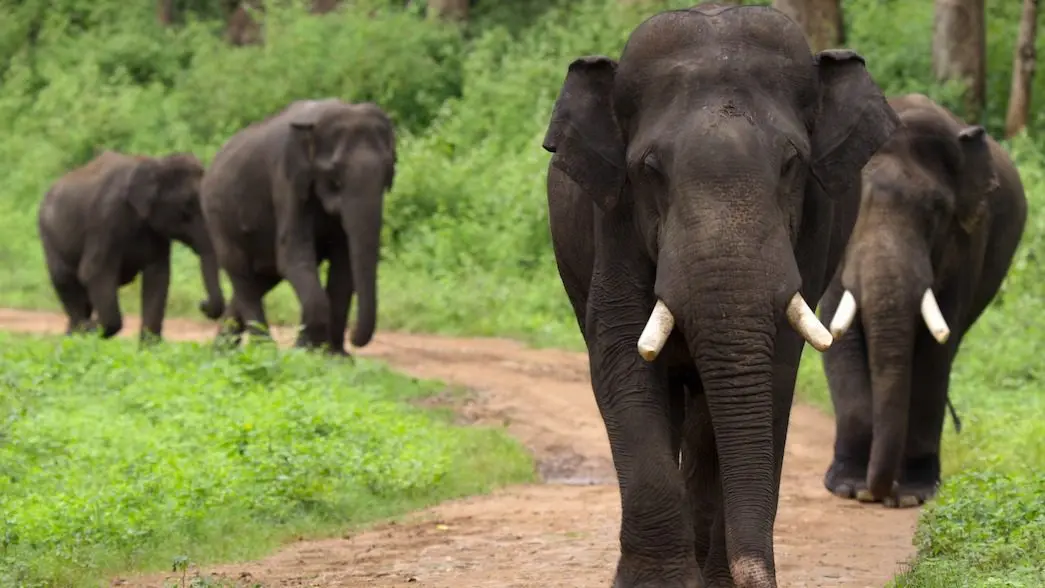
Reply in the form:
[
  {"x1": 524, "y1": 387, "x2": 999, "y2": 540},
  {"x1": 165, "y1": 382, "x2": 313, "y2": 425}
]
[{"x1": 0, "y1": 308, "x2": 919, "y2": 587}]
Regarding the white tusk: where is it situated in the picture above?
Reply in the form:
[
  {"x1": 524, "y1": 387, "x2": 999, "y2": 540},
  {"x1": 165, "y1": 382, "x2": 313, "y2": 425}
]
[
  {"x1": 637, "y1": 299, "x2": 675, "y2": 362},
  {"x1": 920, "y1": 289, "x2": 951, "y2": 344},
  {"x1": 786, "y1": 293, "x2": 833, "y2": 352},
  {"x1": 829, "y1": 290, "x2": 858, "y2": 339}
]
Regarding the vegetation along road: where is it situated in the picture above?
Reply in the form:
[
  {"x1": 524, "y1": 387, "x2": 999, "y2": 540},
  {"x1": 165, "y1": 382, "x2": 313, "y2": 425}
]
[{"x1": 0, "y1": 308, "x2": 917, "y2": 587}]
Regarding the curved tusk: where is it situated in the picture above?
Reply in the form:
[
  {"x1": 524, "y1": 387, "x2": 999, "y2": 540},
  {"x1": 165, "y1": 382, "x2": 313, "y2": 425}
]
[
  {"x1": 829, "y1": 290, "x2": 858, "y2": 339},
  {"x1": 786, "y1": 293, "x2": 833, "y2": 352},
  {"x1": 920, "y1": 289, "x2": 951, "y2": 344},
  {"x1": 637, "y1": 299, "x2": 675, "y2": 362}
]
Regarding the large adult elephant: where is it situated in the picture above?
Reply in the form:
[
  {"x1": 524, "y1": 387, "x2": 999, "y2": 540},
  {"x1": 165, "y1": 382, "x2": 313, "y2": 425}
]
[
  {"x1": 820, "y1": 93, "x2": 1028, "y2": 508},
  {"x1": 200, "y1": 98, "x2": 395, "y2": 354},
  {"x1": 38, "y1": 150, "x2": 225, "y2": 340},
  {"x1": 542, "y1": 3, "x2": 900, "y2": 586}
]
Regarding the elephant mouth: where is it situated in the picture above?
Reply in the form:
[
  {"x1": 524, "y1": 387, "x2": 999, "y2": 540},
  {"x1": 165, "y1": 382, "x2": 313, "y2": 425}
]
[{"x1": 635, "y1": 291, "x2": 832, "y2": 362}]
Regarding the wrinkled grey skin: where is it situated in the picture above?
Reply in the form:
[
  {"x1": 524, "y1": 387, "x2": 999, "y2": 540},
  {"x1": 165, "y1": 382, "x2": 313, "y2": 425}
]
[
  {"x1": 37, "y1": 150, "x2": 225, "y2": 341},
  {"x1": 542, "y1": 4, "x2": 900, "y2": 587},
  {"x1": 820, "y1": 93, "x2": 1028, "y2": 508},
  {"x1": 200, "y1": 98, "x2": 395, "y2": 355}
]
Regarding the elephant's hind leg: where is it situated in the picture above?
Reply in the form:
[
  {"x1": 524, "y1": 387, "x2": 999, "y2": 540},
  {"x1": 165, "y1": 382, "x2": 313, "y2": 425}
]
[
  {"x1": 220, "y1": 273, "x2": 278, "y2": 346},
  {"x1": 51, "y1": 271, "x2": 95, "y2": 335},
  {"x1": 821, "y1": 287, "x2": 874, "y2": 500}
]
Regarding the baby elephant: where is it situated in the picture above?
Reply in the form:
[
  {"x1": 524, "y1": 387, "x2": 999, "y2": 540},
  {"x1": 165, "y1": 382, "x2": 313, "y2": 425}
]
[
  {"x1": 38, "y1": 150, "x2": 226, "y2": 340},
  {"x1": 201, "y1": 98, "x2": 396, "y2": 355},
  {"x1": 820, "y1": 93, "x2": 1028, "y2": 507}
]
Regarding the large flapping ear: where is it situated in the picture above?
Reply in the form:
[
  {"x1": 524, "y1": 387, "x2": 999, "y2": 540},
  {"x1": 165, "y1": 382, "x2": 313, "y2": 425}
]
[
  {"x1": 126, "y1": 158, "x2": 161, "y2": 220},
  {"x1": 289, "y1": 103, "x2": 323, "y2": 163},
  {"x1": 955, "y1": 125, "x2": 998, "y2": 233},
  {"x1": 810, "y1": 50, "x2": 901, "y2": 200},
  {"x1": 542, "y1": 55, "x2": 626, "y2": 212}
]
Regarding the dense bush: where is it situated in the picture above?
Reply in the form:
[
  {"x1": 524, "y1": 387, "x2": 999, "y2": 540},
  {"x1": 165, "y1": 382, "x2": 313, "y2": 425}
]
[
  {"x1": 0, "y1": 332, "x2": 533, "y2": 587},
  {"x1": 1, "y1": 0, "x2": 1045, "y2": 584}
]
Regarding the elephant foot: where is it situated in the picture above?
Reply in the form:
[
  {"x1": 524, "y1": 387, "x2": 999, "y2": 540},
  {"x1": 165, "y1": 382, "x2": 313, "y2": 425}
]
[
  {"x1": 823, "y1": 455, "x2": 869, "y2": 500},
  {"x1": 883, "y1": 455, "x2": 940, "y2": 508},
  {"x1": 325, "y1": 345, "x2": 354, "y2": 361},
  {"x1": 613, "y1": 554, "x2": 703, "y2": 588},
  {"x1": 67, "y1": 318, "x2": 99, "y2": 336}
]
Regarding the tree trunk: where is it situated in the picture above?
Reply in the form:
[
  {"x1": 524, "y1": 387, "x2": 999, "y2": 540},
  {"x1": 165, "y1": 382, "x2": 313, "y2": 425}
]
[
  {"x1": 226, "y1": 1, "x2": 264, "y2": 46},
  {"x1": 1004, "y1": 0, "x2": 1039, "y2": 138},
  {"x1": 427, "y1": 0, "x2": 468, "y2": 22},
  {"x1": 311, "y1": 0, "x2": 341, "y2": 13},
  {"x1": 932, "y1": 0, "x2": 987, "y2": 122},
  {"x1": 772, "y1": 0, "x2": 845, "y2": 53},
  {"x1": 156, "y1": 0, "x2": 175, "y2": 26}
]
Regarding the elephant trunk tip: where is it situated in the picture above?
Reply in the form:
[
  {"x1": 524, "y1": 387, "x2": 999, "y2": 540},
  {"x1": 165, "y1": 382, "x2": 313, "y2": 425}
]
[{"x1": 349, "y1": 325, "x2": 375, "y2": 348}]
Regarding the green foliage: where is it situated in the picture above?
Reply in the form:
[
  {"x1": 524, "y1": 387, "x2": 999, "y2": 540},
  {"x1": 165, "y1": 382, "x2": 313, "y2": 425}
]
[
  {"x1": 0, "y1": 332, "x2": 533, "y2": 587},
  {"x1": 1, "y1": 0, "x2": 1045, "y2": 585}
]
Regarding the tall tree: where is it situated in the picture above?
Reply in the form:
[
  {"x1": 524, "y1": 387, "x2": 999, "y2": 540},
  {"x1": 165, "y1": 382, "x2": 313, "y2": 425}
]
[
  {"x1": 772, "y1": 0, "x2": 845, "y2": 53},
  {"x1": 427, "y1": 0, "x2": 468, "y2": 22},
  {"x1": 1004, "y1": 0, "x2": 1039, "y2": 138},
  {"x1": 932, "y1": 0, "x2": 987, "y2": 122},
  {"x1": 156, "y1": 0, "x2": 175, "y2": 26}
]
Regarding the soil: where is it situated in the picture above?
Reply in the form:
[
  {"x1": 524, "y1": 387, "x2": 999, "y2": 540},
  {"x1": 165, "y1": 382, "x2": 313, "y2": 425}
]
[{"x1": 0, "y1": 308, "x2": 920, "y2": 587}]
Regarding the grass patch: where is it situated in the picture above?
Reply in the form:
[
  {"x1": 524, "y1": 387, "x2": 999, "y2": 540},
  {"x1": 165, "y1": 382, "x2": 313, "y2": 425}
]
[{"x1": 0, "y1": 332, "x2": 534, "y2": 587}]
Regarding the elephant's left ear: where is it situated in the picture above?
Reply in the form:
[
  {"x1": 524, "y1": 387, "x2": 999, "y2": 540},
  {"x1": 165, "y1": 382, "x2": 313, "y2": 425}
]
[
  {"x1": 811, "y1": 50, "x2": 902, "y2": 199},
  {"x1": 289, "y1": 113, "x2": 320, "y2": 163},
  {"x1": 126, "y1": 159, "x2": 160, "y2": 220}
]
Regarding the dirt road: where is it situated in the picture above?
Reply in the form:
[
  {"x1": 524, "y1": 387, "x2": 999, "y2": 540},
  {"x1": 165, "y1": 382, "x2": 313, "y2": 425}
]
[{"x1": 0, "y1": 308, "x2": 919, "y2": 587}]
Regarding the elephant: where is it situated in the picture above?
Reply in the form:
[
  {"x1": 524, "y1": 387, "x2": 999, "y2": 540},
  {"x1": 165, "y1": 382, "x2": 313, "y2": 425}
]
[
  {"x1": 200, "y1": 98, "x2": 395, "y2": 355},
  {"x1": 37, "y1": 150, "x2": 226, "y2": 341},
  {"x1": 541, "y1": 3, "x2": 900, "y2": 586},
  {"x1": 819, "y1": 93, "x2": 1028, "y2": 508}
]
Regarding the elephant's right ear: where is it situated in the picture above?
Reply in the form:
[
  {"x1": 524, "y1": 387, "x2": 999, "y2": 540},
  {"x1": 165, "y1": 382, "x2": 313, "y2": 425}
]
[
  {"x1": 126, "y1": 159, "x2": 160, "y2": 220},
  {"x1": 542, "y1": 55, "x2": 626, "y2": 212}
]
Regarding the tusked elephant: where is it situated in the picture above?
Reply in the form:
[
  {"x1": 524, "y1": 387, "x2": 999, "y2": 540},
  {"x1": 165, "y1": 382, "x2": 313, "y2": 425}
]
[
  {"x1": 37, "y1": 150, "x2": 226, "y2": 341},
  {"x1": 200, "y1": 98, "x2": 395, "y2": 355},
  {"x1": 541, "y1": 3, "x2": 900, "y2": 586},
  {"x1": 820, "y1": 93, "x2": 1028, "y2": 508}
]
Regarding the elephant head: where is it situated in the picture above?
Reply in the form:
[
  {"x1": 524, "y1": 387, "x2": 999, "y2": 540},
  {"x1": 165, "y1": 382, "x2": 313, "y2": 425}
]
[
  {"x1": 285, "y1": 100, "x2": 397, "y2": 348},
  {"x1": 128, "y1": 152, "x2": 225, "y2": 320},
  {"x1": 825, "y1": 94, "x2": 999, "y2": 500},
  {"x1": 542, "y1": 4, "x2": 899, "y2": 568}
]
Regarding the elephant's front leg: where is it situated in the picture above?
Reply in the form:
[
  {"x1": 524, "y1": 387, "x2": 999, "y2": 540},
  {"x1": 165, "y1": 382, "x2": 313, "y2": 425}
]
[
  {"x1": 820, "y1": 283, "x2": 874, "y2": 500},
  {"x1": 588, "y1": 293, "x2": 700, "y2": 587},
  {"x1": 79, "y1": 246, "x2": 124, "y2": 339},
  {"x1": 893, "y1": 335, "x2": 956, "y2": 508},
  {"x1": 324, "y1": 244, "x2": 354, "y2": 357},
  {"x1": 139, "y1": 244, "x2": 172, "y2": 344}
]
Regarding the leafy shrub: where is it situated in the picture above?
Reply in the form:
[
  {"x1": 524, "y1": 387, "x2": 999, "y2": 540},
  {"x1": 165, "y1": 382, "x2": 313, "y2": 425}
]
[{"x1": 0, "y1": 332, "x2": 533, "y2": 587}]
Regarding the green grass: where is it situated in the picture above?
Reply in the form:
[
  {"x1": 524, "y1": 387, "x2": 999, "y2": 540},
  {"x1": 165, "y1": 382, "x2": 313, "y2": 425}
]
[
  {"x1": 0, "y1": 332, "x2": 534, "y2": 587},
  {"x1": 2, "y1": 0, "x2": 1045, "y2": 585}
]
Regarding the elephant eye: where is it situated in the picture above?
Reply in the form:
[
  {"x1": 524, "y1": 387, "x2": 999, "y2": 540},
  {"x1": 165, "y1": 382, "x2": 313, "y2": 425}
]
[
  {"x1": 642, "y1": 152, "x2": 663, "y2": 175},
  {"x1": 327, "y1": 177, "x2": 343, "y2": 191}
]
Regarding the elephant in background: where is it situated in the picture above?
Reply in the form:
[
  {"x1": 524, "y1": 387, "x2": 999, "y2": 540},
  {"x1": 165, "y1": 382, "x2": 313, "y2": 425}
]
[
  {"x1": 37, "y1": 150, "x2": 226, "y2": 340},
  {"x1": 820, "y1": 93, "x2": 1028, "y2": 507},
  {"x1": 201, "y1": 98, "x2": 395, "y2": 355},
  {"x1": 542, "y1": 3, "x2": 899, "y2": 586}
]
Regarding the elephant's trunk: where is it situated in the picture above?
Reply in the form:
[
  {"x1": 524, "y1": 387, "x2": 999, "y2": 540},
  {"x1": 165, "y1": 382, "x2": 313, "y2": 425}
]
[
  {"x1": 651, "y1": 202, "x2": 822, "y2": 576},
  {"x1": 861, "y1": 275, "x2": 919, "y2": 500},
  {"x1": 340, "y1": 177, "x2": 384, "y2": 348},
  {"x1": 185, "y1": 221, "x2": 225, "y2": 320}
]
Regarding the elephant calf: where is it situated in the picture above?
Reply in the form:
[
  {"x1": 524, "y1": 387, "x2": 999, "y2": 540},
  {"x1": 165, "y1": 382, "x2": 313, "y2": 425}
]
[
  {"x1": 820, "y1": 93, "x2": 1028, "y2": 507},
  {"x1": 200, "y1": 98, "x2": 396, "y2": 355},
  {"x1": 38, "y1": 150, "x2": 226, "y2": 340}
]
